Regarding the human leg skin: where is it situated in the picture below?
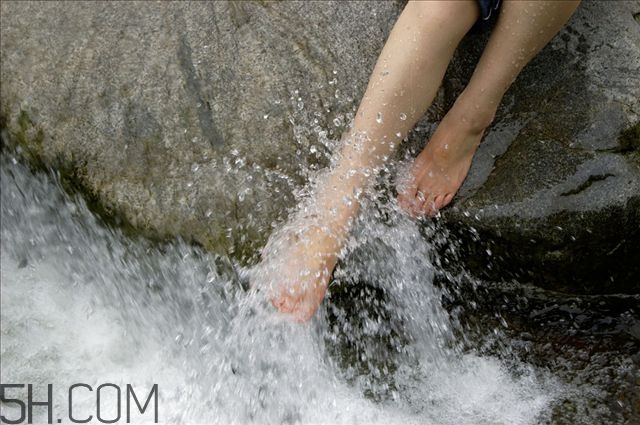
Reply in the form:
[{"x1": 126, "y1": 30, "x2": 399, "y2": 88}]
[
  {"x1": 398, "y1": 0, "x2": 581, "y2": 216},
  {"x1": 268, "y1": 0, "x2": 480, "y2": 321}
]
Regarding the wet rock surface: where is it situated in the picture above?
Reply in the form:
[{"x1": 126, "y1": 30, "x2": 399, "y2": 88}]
[
  {"x1": 441, "y1": 1, "x2": 640, "y2": 294},
  {"x1": 0, "y1": 1, "x2": 401, "y2": 261},
  {"x1": 1, "y1": 1, "x2": 639, "y2": 291},
  {"x1": 448, "y1": 277, "x2": 640, "y2": 425}
]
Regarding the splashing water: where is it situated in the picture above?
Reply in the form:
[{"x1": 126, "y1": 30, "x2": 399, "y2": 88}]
[{"x1": 1, "y1": 149, "x2": 563, "y2": 425}]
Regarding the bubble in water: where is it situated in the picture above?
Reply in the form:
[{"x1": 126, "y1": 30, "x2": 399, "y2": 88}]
[
  {"x1": 191, "y1": 163, "x2": 200, "y2": 173},
  {"x1": 333, "y1": 116, "x2": 343, "y2": 127}
]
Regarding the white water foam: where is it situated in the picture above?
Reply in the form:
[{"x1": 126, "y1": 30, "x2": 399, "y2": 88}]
[{"x1": 1, "y1": 153, "x2": 560, "y2": 424}]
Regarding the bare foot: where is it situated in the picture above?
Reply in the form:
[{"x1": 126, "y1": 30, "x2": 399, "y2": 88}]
[
  {"x1": 262, "y1": 219, "x2": 342, "y2": 322},
  {"x1": 398, "y1": 110, "x2": 488, "y2": 217}
]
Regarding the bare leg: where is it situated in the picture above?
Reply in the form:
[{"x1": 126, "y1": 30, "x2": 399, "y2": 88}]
[
  {"x1": 398, "y1": 0, "x2": 581, "y2": 216},
  {"x1": 268, "y1": 0, "x2": 480, "y2": 321}
]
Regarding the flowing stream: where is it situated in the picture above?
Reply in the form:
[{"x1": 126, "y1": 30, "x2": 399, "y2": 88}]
[{"x1": 0, "y1": 146, "x2": 637, "y2": 424}]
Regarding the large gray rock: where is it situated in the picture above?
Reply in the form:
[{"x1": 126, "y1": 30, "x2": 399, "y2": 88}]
[
  {"x1": 0, "y1": 1, "x2": 400, "y2": 262},
  {"x1": 1, "y1": 1, "x2": 638, "y2": 292}
]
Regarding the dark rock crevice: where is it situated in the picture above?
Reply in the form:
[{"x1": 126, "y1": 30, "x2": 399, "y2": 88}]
[
  {"x1": 176, "y1": 34, "x2": 224, "y2": 149},
  {"x1": 560, "y1": 173, "x2": 615, "y2": 197}
]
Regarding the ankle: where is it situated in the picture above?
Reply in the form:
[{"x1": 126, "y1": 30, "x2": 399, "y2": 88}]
[{"x1": 447, "y1": 92, "x2": 497, "y2": 134}]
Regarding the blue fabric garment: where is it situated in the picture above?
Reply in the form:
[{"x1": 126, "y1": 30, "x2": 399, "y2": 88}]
[
  {"x1": 477, "y1": 0, "x2": 502, "y2": 21},
  {"x1": 475, "y1": 0, "x2": 502, "y2": 31}
]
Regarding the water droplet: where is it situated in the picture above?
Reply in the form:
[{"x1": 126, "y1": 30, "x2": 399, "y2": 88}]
[
  {"x1": 396, "y1": 132, "x2": 402, "y2": 138},
  {"x1": 310, "y1": 145, "x2": 317, "y2": 154},
  {"x1": 399, "y1": 113, "x2": 407, "y2": 121},
  {"x1": 191, "y1": 163, "x2": 200, "y2": 173},
  {"x1": 263, "y1": 114, "x2": 269, "y2": 120},
  {"x1": 333, "y1": 117, "x2": 343, "y2": 127},
  {"x1": 376, "y1": 112, "x2": 383, "y2": 124}
]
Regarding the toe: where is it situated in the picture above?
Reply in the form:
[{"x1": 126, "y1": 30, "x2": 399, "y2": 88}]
[
  {"x1": 442, "y1": 193, "x2": 454, "y2": 208},
  {"x1": 410, "y1": 196, "x2": 429, "y2": 218},
  {"x1": 423, "y1": 196, "x2": 439, "y2": 217},
  {"x1": 398, "y1": 192, "x2": 422, "y2": 218},
  {"x1": 397, "y1": 184, "x2": 418, "y2": 213},
  {"x1": 434, "y1": 194, "x2": 445, "y2": 211}
]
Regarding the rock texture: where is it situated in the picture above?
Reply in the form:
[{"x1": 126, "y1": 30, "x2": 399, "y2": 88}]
[
  {"x1": 442, "y1": 1, "x2": 640, "y2": 294},
  {"x1": 1, "y1": 1, "x2": 639, "y2": 292},
  {"x1": 0, "y1": 1, "x2": 400, "y2": 261}
]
